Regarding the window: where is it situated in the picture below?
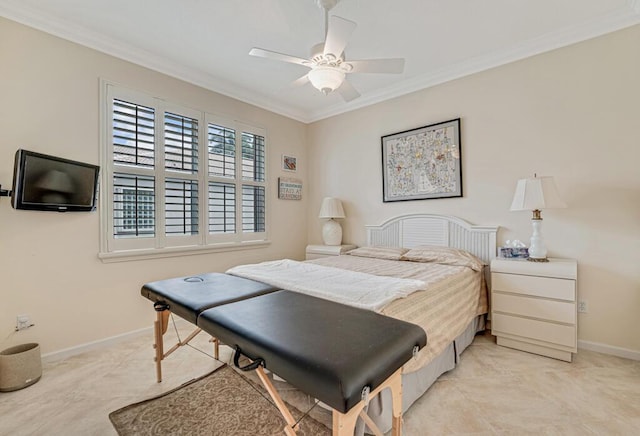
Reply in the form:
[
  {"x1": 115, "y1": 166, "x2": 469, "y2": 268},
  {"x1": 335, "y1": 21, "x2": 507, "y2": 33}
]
[
  {"x1": 100, "y1": 84, "x2": 268, "y2": 259},
  {"x1": 203, "y1": 116, "x2": 267, "y2": 245},
  {"x1": 114, "y1": 176, "x2": 155, "y2": 237}
]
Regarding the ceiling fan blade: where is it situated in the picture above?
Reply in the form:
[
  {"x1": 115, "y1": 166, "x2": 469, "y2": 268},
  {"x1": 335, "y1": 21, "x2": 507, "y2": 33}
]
[
  {"x1": 348, "y1": 58, "x2": 405, "y2": 74},
  {"x1": 323, "y1": 16, "x2": 357, "y2": 58},
  {"x1": 249, "y1": 48, "x2": 309, "y2": 67},
  {"x1": 337, "y1": 79, "x2": 360, "y2": 102},
  {"x1": 289, "y1": 74, "x2": 310, "y2": 88}
]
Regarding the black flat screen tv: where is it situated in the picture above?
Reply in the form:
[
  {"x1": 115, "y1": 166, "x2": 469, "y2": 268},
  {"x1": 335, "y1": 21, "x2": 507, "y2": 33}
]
[{"x1": 11, "y1": 149, "x2": 100, "y2": 212}]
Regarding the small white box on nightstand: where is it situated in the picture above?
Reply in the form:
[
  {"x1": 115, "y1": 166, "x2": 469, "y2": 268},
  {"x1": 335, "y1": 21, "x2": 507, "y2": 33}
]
[{"x1": 305, "y1": 244, "x2": 356, "y2": 260}]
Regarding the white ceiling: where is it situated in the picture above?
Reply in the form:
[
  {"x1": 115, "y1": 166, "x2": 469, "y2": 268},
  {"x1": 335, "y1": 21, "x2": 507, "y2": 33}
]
[{"x1": 1, "y1": 0, "x2": 639, "y2": 123}]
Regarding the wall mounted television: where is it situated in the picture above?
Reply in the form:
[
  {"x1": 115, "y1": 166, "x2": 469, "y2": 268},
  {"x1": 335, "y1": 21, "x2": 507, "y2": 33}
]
[{"x1": 11, "y1": 149, "x2": 100, "y2": 212}]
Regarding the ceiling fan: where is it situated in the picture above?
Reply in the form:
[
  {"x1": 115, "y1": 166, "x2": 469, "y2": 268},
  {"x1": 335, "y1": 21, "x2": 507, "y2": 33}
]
[{"x1": 249, "y1": 0, "x2": 405, "y2": 102}]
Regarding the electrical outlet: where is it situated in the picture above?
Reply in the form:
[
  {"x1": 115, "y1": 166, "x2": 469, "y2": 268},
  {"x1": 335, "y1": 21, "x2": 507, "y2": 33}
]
[
  {"x1": 578, "y1": 300, "x2": 588, "y2": 313},
  {"x1": 16, "y1": 315, "x2": 31, "y2": 331}
]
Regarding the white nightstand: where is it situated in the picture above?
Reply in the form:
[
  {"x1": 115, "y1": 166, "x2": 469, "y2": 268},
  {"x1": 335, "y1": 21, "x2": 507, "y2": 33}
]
[
  {"x1": 305, "y1": 244, "x2": 356, "y2": 260},
  {"x1": 490, "y1": 258, "x2": 578, "y2": 362}
]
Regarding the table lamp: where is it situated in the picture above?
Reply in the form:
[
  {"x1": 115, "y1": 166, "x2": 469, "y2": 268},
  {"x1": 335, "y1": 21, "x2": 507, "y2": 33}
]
[
  {"x1": 318, "y1": 197, "x2": 345, "y2": 246},
  {"x1": 510, "y1": 175, "x2": 566, "y2": 262}
]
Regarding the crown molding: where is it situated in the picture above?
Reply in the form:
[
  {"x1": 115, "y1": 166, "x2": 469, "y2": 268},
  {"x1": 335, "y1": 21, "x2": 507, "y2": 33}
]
[
  {"x1": 306, "y1": 3, "x2": 640, "y2": 122},
  {"x1": 0, "y1": 2, "x2": 311, "y2": 123},
  {"x1": 2, "y1": 2, "x2": 639, "y2": 125}
]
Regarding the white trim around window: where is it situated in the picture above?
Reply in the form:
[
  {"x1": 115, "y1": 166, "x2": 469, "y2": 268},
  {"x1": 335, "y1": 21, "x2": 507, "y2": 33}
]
[{"x1": 98, "y1": 81, "x2": 269, "y2": 262}]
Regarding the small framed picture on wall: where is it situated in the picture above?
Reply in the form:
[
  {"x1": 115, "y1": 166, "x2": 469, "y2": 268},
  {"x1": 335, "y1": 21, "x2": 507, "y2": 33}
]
[{"x1": 282, "y1": 154, "x2": 297, "y2": 172}]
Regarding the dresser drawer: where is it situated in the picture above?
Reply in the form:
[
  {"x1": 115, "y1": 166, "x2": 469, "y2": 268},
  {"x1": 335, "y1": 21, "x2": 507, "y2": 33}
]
[
  {"x1": 492, "y1": 273, "x2": 575, "y2": 301},
  {"x1": 492, "y1": 313, "x2": 576, "y2": 348},
  {"x1": 492, "y1": 293, "x2": 576, "y2": 324}
]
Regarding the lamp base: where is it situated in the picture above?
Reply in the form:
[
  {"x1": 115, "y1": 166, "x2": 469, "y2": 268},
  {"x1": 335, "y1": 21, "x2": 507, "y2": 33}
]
[
  {"x1": 528, "y1": 217, "x2": 548, "y2": 260},
  {"x1": 527, "y1": 257, "x2": 549, "y2": 262},
  {"x1": 322, "y1": 219, "x2": 343, "y2": 246}
]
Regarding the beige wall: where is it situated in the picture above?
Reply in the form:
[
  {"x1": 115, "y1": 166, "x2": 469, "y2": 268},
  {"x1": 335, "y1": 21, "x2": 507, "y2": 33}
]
[
  {"x1": 0, "y1": 18, "x2": 308, "y2": 354},
  {"x1": 1, "y1": 16, "x2": 638, "y2": 357},
  {"x1": 307, "y1": 25, "x2": 640, "y2": 353}
]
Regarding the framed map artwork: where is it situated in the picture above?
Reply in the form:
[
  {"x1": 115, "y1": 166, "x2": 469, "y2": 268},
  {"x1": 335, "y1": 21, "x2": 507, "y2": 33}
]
[{"x1": 381, "y1": 118, "x2": 462, "y2": 202}]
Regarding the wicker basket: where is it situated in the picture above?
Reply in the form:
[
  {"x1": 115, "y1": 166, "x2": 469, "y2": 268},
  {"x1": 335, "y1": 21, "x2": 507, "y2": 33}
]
[{"x1": 0, "y1": 343, "x2": 42, "y2": 391}]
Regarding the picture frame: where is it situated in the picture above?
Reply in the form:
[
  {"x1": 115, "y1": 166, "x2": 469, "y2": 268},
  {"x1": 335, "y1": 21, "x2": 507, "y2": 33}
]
[
  {"x1": 278, "y1": 177, "x2": 302, "y2": 200},
  {"x1": 282, "y1": 154, "x2": 297, "y2": 172},
  {"x1": 381, "y1": 118, "x2": 462, "y2": 202}
]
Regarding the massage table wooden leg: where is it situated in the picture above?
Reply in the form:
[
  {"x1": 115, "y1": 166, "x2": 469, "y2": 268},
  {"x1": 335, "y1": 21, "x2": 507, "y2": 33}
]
[
  {"x1": 153, "y1": 310, "x2": 166, "y2": 382},
  {"x1": 390, "y1": 368, "x2": 403, "y2": 436},
  {"x1": 255, "y1": 366, "x2": 300, "y2": 435},
  {"x1": 153, "y1": 309, "x2": 215, "y2": 383},
  {"x1": 251, "y1": 360, "x2": 402, "y2": 436},
  {"x1": 332, "y1": 368, "x2": 402, "y2": 436},
  {"x1": 210, "y1": 337, "x2": 220, "y2": 360}
]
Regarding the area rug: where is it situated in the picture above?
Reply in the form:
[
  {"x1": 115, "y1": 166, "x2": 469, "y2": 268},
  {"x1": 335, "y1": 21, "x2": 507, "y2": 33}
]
[{"x1": 109, "y1": 364, "x2": 330, "y2": 435}]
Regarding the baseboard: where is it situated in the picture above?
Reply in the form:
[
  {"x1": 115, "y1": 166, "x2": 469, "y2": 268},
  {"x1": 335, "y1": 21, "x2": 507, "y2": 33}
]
[
  {"x1": 41, "y1": 326, "x2": 152, "y2": 363},
  {"x1": 40, "y1": 328, "x2": 640, "y2": 363},
  {"x1": 578, "y1": 339, "x2": 640, "y2": 361}
]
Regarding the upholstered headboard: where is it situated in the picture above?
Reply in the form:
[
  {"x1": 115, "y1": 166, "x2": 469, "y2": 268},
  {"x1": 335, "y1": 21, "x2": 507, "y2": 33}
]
[{"x1": 365, "y1": 214, "x2": 499, "y2": 265}]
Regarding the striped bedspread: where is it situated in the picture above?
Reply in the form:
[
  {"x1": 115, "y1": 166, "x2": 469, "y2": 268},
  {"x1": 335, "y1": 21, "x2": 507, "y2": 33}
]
[{"x1": 309, "y1": 255, "x2": 487, "y2": 373}]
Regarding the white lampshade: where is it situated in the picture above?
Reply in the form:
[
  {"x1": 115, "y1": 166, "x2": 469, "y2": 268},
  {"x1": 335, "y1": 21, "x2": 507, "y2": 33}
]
[
  {"x1": 308, "y1": 67, "x2": 345, "y2": 95},
  {"x1": 510, "y1": 176, "x2": 567, "y2": 211},
  {"x1": 318, "y1": 197, "x2": 345, "y2": 219},
  {"x1": 318, "y1": 197, "x2": 345, "y2": 246},
  {"x1": 510, "y1": 175, "x2": 566, "y2": 262}
]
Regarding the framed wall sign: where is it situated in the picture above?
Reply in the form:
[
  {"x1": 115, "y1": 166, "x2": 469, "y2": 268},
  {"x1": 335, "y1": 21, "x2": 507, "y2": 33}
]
[
  {"x1": 278, "y1": 177, "x2": 302, "y2": 200},
  {"x1": 381, "y1": 118, "x2": 462, "y2": 202}
]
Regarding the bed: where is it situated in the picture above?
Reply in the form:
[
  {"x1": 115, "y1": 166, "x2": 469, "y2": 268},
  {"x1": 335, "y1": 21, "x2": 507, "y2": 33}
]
[{"x1": 227, "y1": 213, "x2": 499, "y2": 432}]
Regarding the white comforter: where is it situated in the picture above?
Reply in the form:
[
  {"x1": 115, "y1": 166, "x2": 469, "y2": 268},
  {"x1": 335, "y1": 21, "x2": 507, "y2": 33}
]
[{"x1": 227, "y1": 259, "x2": 426, "y2": 311}]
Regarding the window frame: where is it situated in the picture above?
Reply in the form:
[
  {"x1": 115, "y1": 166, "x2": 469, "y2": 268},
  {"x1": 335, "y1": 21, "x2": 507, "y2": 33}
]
[{"x1": 99, "y1": 81, "x2": 269, "y2": 262}]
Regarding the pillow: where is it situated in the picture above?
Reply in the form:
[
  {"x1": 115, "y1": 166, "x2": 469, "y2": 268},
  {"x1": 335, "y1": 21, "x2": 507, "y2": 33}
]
[
  {"x1": 346, "y1": 246, "x2": 409, "y2": 261},
  {"x1": 401, "y1": 245, "x2": 484, "y2": 271}
]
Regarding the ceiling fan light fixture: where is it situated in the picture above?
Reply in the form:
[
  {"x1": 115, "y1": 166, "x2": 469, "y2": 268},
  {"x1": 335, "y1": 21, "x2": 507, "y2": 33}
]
[
  {"x1": 308, "y1": 67, "x2": 345, "y2": 95},
  {"x1": 315, "y1": 0, "x2": 339, "y2": 11}
]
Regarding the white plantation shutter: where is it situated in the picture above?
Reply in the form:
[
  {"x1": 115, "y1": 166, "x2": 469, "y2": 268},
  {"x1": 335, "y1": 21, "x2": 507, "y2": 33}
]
[
  {"x1": 205, "y1": 118, "x2": 267, "y2": 243},
  {"x1": 242, "y1": 132, "x2": 265, "y2": 182},
  {"x1": 164, "y1": 112, "x2": 198, "y2": 172},
  {"x1": 165, "y1": 178, "x2": 199, "y2": 236},
  {"x1": 163, "y1": 111, "x2": 199, "y2": 239},
  {"x1": 101, "y1": 83, "x2": 268, "y2": 259},
  {"x1": 113, "y1": 173, "x2": 155, "y2": 238},
  {"x1": 208, "y1": 124, "x2": 235, "y2": 178},
  {"x1": 110, "y1": 96, "x2": 157, "y2": 249},
  {"x1": 242, "y1": 185, "x2": 265, "y2": 232},
  {"x1": 241, "y1": 131, "x2": 266, "y2": 233},
  {"x1": 208, "y1": 182, "x2": 236, "y2": 233},
  {"x1": 112, "y1": 99, "x2": 155, "y2": 168}
]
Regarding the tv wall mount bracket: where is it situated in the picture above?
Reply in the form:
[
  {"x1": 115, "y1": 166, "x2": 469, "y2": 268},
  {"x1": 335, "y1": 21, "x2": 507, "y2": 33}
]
[{"x1": 0, "y1": 184, "x2": 11, "y2": 197}]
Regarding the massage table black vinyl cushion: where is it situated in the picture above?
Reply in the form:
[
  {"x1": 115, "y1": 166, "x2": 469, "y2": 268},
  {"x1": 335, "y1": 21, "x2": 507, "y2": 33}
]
[
  {"x1": 197, "y1": 290, "x2": 427, "y2": 414},
  {"x1": 140, "y1": 273, "x2": 278, "y2": 324}
]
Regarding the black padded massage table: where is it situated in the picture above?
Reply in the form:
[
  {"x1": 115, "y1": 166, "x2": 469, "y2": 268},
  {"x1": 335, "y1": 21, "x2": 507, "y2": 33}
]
[
  {"x1": 141, "y1": 273, "x2": 279, "y2": 382},
  {"x1": 142, "y1": 273, "x2": 427, "y2": 436}
]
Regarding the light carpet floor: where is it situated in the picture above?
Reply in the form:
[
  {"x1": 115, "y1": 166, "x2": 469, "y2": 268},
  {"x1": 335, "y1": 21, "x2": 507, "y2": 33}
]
[{"x1": 0, "y1": 319, "x2": 638, "y2": 435}]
